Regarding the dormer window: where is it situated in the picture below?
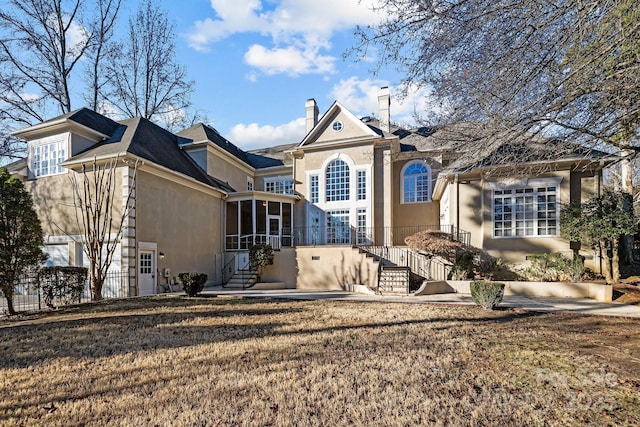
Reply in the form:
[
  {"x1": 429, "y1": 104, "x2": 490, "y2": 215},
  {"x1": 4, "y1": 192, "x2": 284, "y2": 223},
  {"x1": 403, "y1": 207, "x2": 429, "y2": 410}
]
[{"x1": 30, "y1": 137, "x2": 66, "y2": 177}]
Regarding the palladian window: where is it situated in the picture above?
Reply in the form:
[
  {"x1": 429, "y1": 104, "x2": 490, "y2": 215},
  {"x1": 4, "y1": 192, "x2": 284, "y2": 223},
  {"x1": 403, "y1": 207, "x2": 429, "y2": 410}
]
[
  {"x1": 402, "y1": 161, "x2": 431, "y2": 203},
  {"x1": 325, "y1": 159, "x2": 350, "y2": 202}
]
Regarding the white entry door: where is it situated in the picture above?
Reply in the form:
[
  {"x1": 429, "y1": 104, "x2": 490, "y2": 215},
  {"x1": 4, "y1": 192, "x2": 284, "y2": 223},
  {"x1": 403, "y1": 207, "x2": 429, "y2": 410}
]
[
  {"x1": 267, "y1": 215, "x2": 281, "y2": 249},
  {"x1": 139, "y1": 249, "x2": 156, "y2": 296}
]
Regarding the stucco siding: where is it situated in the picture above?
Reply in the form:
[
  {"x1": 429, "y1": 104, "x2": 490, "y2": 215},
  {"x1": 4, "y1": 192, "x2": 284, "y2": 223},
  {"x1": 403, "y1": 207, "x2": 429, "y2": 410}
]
[
  {"x1": 206, "y1": 150, "x2": 249, "y2": 192},
  {"x1": 295, "y1": 246, "x2": 379, "y2": 290},
  {"x1": 24, "y1": 166, "x2": 124, "y2": 238},
  {"x1": 135, "y1": 170, "x2": 224, "y2": 285}
]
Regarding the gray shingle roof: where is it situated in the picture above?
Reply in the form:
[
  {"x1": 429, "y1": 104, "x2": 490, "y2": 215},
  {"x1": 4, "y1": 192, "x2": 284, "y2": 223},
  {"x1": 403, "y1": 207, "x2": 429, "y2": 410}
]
[
  {"x1": 67, "y1": 117, "x2": 235, "y2": 193},
  {"x1": 247, "y1": 143, "x2": 297, "y2": 168},
  {"x1": 178, "y1": 123, "x2": 295, "y2": 169},
  {"x1": 31, "y1": 108, "x2": 121, "y2": 136}
]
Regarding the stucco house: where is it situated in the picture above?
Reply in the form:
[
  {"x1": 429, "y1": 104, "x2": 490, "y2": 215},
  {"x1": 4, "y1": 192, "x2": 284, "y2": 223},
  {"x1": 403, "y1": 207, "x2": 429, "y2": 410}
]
[{"x1": 7, "y1": 87, "x2": 612, "y2": 296}]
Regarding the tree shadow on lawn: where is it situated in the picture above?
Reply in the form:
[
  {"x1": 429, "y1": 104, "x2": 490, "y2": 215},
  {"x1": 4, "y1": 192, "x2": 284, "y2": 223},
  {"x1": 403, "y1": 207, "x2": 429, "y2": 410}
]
[
  {"x1": 0, "y1": 310, "x2": 556, "y2": 418},
  {"x1": 0, "y1": 298, "x2": 557, "y2": 370}
]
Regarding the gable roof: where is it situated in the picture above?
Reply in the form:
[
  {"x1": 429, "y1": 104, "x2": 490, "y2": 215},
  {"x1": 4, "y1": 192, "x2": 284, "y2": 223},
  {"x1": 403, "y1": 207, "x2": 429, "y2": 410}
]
[
  {"x1": 12, "y1": 108, "x2": 121, "y2": 139},
  {"x1": 178, "y1": 123, "x2": 254, "y2": 168},
  {"x1": 64, "y1": 117, "x2": 235, "y2": 193},
  {"x1": 297, "y1": 101, "x2": 382, "y2": 148},
  {"x1": 247, "y1": 143, "x2": 297, "y2": 168},
  {"x1": 178, "y1": 123, "x2": 295, "y2": 169}
]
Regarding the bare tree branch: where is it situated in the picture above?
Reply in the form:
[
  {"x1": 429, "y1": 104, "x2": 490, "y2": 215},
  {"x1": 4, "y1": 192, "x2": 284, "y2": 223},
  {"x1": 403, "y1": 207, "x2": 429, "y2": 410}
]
[{"x1": 69, "y1": 156, "x2": 137, "y2": 301}]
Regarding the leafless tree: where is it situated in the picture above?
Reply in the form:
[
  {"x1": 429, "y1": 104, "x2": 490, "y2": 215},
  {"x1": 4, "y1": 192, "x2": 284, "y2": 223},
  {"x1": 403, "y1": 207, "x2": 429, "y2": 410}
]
[
  {"x1": 104, "y1": 0, "x2": 193, "y2": 127},
  {"x1": 70, "y1": 157, "x2": 137, "y2": 301},
  {"x1": 353, "y1": 0, "x2": 639, "y2": 176},
  {"x1": 0, "y1": 0, "x2": 194, "y2": 142},
  {"x1": 83, "y1": 0, "x2": 122, "y2": 112},
  {"x1": 0, "y1": 0, "x2": 93, "y2": 120}
]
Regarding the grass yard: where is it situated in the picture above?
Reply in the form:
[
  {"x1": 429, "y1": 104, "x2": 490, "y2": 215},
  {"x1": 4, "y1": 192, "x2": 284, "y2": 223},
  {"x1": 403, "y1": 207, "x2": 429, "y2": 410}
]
[{"x1": 1, "y1": 296, "x2": 639, "y2": 426}]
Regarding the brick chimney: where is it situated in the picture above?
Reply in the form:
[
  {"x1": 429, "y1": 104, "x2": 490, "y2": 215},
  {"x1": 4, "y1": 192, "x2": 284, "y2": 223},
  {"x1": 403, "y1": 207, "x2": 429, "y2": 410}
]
[
  {"x1": 378, "y1": 86, "x2": 390, "y2": 133},
  {"x1": 305, "y1": 98, "x2": 319, "y2": 133}
]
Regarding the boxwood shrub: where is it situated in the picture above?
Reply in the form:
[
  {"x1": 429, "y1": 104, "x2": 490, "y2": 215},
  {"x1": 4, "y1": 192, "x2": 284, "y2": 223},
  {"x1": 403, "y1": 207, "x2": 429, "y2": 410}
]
[
  {"x1": 178, "y1": 272, "x2": 208, "y2": 297},
  {"x1": 36, "y1": 266, "x2": 88, "y2": 308},
  {"x1": 470, "y1": 281, "x2": 505, "y2": 310}
]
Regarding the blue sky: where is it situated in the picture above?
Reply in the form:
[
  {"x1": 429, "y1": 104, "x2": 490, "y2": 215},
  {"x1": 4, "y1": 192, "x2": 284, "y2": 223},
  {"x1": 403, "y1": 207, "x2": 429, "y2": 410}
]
[{"x1": 157, "y1": 0, "x2": 433, "y2": 150}]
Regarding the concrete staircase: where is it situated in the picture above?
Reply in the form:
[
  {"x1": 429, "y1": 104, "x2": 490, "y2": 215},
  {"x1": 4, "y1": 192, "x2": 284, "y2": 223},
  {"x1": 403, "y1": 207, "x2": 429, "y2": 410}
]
[
  {"x1": 223, "y1": 269, "x2": 259, "y2": 289},
  {"x1": 378, "y1": 265, "x2": 411, "y2": 294}
]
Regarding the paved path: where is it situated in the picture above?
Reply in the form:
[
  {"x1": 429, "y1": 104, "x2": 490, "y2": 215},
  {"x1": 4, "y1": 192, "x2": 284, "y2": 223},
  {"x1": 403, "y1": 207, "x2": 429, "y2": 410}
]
[{"x1": 201, "y1": 288, "x2": 640, "y2": 318}]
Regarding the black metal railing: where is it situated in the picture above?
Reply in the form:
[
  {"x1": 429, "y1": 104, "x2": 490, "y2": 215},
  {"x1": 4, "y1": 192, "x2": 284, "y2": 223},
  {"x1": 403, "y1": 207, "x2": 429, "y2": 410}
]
[
  {"x1": 292, "y1": 224, "x2": 470, "y2": 247},
  {"x1": 1, "y1": 270, "x2": 130, "y2": 316}
]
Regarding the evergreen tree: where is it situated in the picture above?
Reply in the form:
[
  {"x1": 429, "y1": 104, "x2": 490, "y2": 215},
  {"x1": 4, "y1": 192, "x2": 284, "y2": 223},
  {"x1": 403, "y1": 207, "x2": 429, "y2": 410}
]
[{"x1": 0, "y1": 168, "x2": 45, "y2": 315}]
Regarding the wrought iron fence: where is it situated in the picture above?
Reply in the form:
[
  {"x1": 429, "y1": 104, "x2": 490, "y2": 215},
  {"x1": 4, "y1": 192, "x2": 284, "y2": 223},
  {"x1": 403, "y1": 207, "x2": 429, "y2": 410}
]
[
  {"x1": 0, "y1": 270, "x2": 130, "y2": 316},
  {"x1": 293, "y1": 224, "x2": 471, "y2": 247}
]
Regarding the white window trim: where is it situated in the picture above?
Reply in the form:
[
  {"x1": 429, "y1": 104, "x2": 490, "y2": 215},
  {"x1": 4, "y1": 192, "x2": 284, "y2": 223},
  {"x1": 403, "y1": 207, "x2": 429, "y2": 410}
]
[
  {"x1": 306, "y1": 154, "x2": 371, "y2": 232},
  {"x1": 247, "y1": 176, "x2": 254, "y2": 191},
  {"x1": 490, "y1": 177, "x2": 562, "y2": 239},
  {"x1": 264, "y1": 175, "x2": 294, "y2": 194},
  {"x1": 400, "y1": 160, "x2": 432, "y2": 204},
  {"x1": 28, "y1": 134, "x2": 70, "y2": 179}
]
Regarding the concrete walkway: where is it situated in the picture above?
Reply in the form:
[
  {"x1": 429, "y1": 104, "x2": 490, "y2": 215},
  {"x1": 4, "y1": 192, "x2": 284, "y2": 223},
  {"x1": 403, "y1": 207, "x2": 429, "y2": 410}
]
[{"x1": 201, "y1": 288, "x2": 640, "y2": 318}]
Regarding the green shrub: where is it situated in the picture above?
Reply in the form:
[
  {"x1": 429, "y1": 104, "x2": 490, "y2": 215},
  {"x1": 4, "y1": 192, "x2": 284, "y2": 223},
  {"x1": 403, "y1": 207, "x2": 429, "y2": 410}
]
[
  {"x1": 249, "y1": 244, "x2": 274, "y2": 271},
  {"x1": 178, "y1": 272, "x2": 208, "y2": 297},
  {"x1": 470, "y1": 281, "x2": 505, "y2": 310},
  {"x1": 36, "y1": 266, "x2": 88, "y2": 308},
  {"x1": 521, "y1": 253, "x2": 584, "y2": 282}
]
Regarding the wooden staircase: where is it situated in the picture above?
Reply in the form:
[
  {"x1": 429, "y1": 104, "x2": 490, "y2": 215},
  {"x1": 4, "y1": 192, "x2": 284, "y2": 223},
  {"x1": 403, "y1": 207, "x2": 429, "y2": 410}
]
[{"x1": 223, "y1": 268, "x2": 259, "y2": 289}]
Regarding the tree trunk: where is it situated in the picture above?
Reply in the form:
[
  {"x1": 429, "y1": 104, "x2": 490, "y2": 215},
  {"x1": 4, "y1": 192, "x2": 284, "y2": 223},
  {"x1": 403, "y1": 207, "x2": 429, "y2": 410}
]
[
  {"x1": 611, "y1": 240, "x2": 621, "y2": 284},
  {"x1": 600, "y1": 240, "x2": 614, "y2": 284},
  {"x1": 90, "y1": 267, "x2": 103, "y2": 301},
  {"x1": 3, "y1": 293, "x2": 16, "y2": 316}
]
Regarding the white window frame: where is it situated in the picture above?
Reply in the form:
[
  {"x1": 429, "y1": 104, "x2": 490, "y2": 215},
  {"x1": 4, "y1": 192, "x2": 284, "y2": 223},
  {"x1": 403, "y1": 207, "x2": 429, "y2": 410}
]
[
  {"x1": 356, "y1": 169, "x2": 367, "y2": 201},
  {"x1": 325, "y1": 158, "x2": 351, "y2": 202},
  {"x1": 264, "y1": 176, "x2": 294, "y2": 195},
  {"x1": 490, "y1": 177, "x2": 562, "y2": 238},
  {"x1": 247, "y1": 177, "x2": 254, "y2": 191},
  {"x1": 309, "y1": 174, "x2": 319, "y2": 203},
  {"x1": 401, "y1": 160, "x2": 431, "y2": 204},
  {"x1": 29, "y1": 135, "x2": 68, "y2": 178},
  {"x1": 306, "y1": 154, "x2": 371, "y2": 238}
]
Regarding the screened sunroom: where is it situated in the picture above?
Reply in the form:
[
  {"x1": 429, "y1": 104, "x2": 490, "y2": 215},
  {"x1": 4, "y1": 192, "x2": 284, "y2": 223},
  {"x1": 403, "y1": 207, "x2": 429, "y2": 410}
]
[{"x1": 224, "y1": 192, "x2": 298, "y2": 251}]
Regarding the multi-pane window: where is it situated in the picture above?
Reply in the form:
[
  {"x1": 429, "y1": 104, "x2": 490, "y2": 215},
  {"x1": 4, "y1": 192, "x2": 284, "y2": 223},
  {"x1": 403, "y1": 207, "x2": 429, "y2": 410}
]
[
  {"x1": 357, "y1": 170, "x2": 366, "y2": 201},
  {"x1": 247, "y1": 177, "x2": 254, "y2": 191},
  {"x1": 265, "y1": 178, "x2": 294, "y2": 194},
  {"x1": 356, "y1": 208, "x2": 370, "y2": 245},
  {"x1": 327, "y1": 209, "x2": 351, "y2": 244},
  {"x1": 325, "y1": 159, "x2": 350, "y2": 202},
  {"x1": 139, "y1": 252, "x2": 152, "y2": 274},
  {"x1": 493, "y1": 186, "x2": 558, "y2": 237},
  {"x1": 32, "y1": 141, "x2": 66, "y2": 177},
  {"x1": 402, "y1": 162, "x2": 430, "y2": 203},
  {"x1": 310, "y1": 175, "x2": 319, "y2": 203}
]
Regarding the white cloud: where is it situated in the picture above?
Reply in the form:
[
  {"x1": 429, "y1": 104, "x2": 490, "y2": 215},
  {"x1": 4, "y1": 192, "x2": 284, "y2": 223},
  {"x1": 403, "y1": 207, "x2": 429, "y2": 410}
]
[
  {"x1": 227, "y1": 117, "x2": 306, "y2": 150},
  {"x1": 245, "y1": 71, "x2": 258, "y2": 82},
  {"x1": 244, "y1": 44, "x2": 335, "y2": 76},
  {"x1": 186, "y1": 0, "x2": 382, "y2": 75},
  {"x1": 329, "y1": 77, "x2": 442, "y2": 125}
]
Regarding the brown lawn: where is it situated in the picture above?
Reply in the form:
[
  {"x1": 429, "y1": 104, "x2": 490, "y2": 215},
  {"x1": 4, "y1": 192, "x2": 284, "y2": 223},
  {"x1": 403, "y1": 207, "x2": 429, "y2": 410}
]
[{"x1": 1, "y1": 296, "x2": 639, "y2": 426}]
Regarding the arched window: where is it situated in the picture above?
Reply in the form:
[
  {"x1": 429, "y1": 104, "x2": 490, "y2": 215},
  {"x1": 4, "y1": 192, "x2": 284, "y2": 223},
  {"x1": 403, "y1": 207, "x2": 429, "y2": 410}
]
[
  {"x1": 325, "y1": 159, "x2": 350, "y2": 201},
  {"x1": 402, "y1": 161, "x2": 431, "y2": 203}
]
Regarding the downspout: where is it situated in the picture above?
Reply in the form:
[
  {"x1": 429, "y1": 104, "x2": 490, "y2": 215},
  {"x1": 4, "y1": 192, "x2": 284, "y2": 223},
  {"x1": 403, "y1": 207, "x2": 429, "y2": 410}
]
[{"x1": 455, "y1": 173, "x2": 460, "y2": 242}]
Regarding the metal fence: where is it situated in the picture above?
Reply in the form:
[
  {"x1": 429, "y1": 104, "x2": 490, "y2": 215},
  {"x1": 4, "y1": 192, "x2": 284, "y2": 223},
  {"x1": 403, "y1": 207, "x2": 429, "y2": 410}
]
[
  {"x1": 0, "y1": 270, "x2": 130, "y2": 315},
  {"x1": 293, "y1": 224, "x2": 471, "y2": 247}
]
